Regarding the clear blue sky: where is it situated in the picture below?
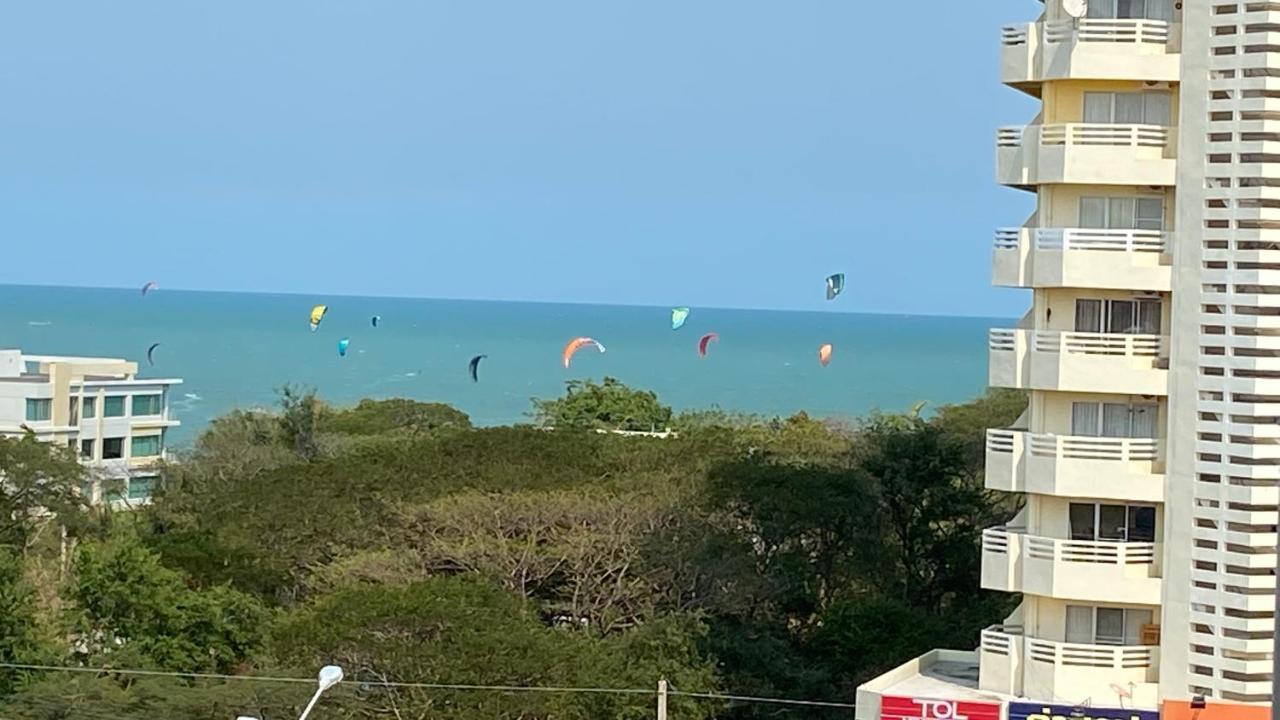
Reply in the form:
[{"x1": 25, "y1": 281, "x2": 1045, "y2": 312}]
[{"x1": 0, "y1": 1, "x2": 1034, "y2": 317}]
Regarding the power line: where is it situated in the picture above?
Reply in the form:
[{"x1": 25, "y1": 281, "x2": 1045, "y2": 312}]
[
  {"x1": 669, "y1": 689, "x2": 856, "y2": 710},
  {"x1": 0, "y1": 662, "x2": 856, "y2": 709}
]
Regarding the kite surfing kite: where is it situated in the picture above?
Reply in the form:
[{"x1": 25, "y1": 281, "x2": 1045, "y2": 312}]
[
  {"x1": 671, "y1": 307, "x2": 690, "y2": 331},
  {"x1": 562, "y1": 337, "x2": 606, "y2": 369},
  {"x1": 469, "y1": 355, "x2": 487, "y2": 383},
  {"x1": 309, "y1": 305, "x2": 328, "y2": 332},
  {"x1": 146, "y1": 343, "x2": 161, "y2": 367},
  {"x1": 371, "y1": 316, "x2": 381, "y2": 328},
  {"x1": 825, "y1": 274, "x2": 845, "y2": 301},
  {"x1": 698, "y1": 333, "x2": 719, "y2": 358},
  {"x1": 338, "y1": 338, "x2": 350, "y2": 357},
  {"x1": 819, "y1": 343, "x2": 834, "y2": 367},
  {"x1": 141, "y1": 281, "x2": 158, "y2": 297}
]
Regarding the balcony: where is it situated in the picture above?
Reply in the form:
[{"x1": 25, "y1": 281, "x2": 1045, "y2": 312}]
[
  {"x1": 997, "y1": 124, "x2": 1176, "y2": 188},
  {"x1": 993, "y1": 227, "x2": 1171, "y2": 291},
  {"x1": 1001, "y1": 20, "x2": 1179, "y2": 91},
  {"x1": 981, "y1": 528, "x2": 1161, "y2": 605},
  {"x1": 986, "y1": 430, "x2": 1164, "y2": 502},
  {"x1": 989, "y1": 328, "x2": 1169, "y2": 396},
  {"x1": 979, "y1": 626, "x2": 1159, "y2": 708}
]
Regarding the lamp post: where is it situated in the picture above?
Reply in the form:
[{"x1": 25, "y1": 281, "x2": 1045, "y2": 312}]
[
  {"x1": 233, "y1": 666, "x2": 344, "y2": 720},
  {"x1": 298, "y1": 665, "x2": 344, "y2": 720}
]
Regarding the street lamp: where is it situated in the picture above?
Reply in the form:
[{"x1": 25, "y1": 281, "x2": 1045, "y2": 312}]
[{"x1": 297, "y1": 665, "x2": 344, "y2": 720}]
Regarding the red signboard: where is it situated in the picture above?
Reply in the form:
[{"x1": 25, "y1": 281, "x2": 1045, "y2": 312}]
[{"x1": 882, "y1": 695, "x2": 1003, "y2": 720}]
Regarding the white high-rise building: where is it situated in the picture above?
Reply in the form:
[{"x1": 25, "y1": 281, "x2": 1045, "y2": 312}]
[
  {"x1": 0, "y1": 349, "x2": 181, "y2": 505},
  {"x1": 858, "y1": 2, "x2": 1276, "y2": 717}
]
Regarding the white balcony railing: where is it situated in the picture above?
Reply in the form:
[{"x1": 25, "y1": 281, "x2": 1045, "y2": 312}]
[
  {"x1": 1031, "y1": 330, "x2": 1166, "y2": 357},
  {"x1": 989, "y1": 328, "x2": 1018, "y2": 352},
  {"x1": 982, "y1": 626, "x2": 1158, "y2": 670},
  {"x1": 989, "y1": 328, "x2": 1166, "y2": 359},
  {"x1": 1002, "y1": 25, "x2": 1030, "y2": 46},
  {"x1": 998, "y1": 123, "x2": 1171, "y2": 150},
  {"x1": 986, "y1": 428, "x2": 1160, "y2": 462},
  {"x1": 992, "y1": 227, "x2": 1171, "y2": 291},
  {"x1": 993, "y1": 227, "x2": 1170, "y2": 253},
  {"x1": 983, "y1": 528, "x2": 1157, "y2": 567},
  {"x1": 1043, "y1": 19, "x2": 1172, "y2": 45},
  {"x1": 1029, "y1": 433, "x2": 1160, "y2": 462},
  {"x1": 987, "y1": 428, "x2": 1018, "y2": 454},
  {"x1": 1032, "y1": 228, "x2": 1167, "y2": 253}
]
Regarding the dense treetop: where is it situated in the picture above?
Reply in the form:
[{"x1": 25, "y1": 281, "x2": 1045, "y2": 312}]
[{"x1": 0, "y1": 383, "x2": 1025, "y2": 719}]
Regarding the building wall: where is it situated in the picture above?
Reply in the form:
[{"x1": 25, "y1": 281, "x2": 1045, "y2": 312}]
[
  {"x1": 1033, "y1": 391, "x2": 1167, "y2": 435},
  {"x1": 1034, "y1": 288, "x2": 1171, "y2": 334},
  {"x1": 1038, "y1": 185, "x2": 1176, "y2": 229},
  {"x1": 1043, "y1": 79, "x2": 1182, "y2": 125},
  {"x1": 1162, "y1": 0, "x2": 1274, "y2": 703}
]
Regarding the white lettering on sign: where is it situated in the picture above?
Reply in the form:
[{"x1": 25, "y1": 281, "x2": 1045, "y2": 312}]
[{"x1": 912, "y1": 699, "x2": 969, "y2": 720}]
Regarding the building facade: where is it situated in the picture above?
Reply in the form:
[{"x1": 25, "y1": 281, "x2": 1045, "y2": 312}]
[
  {"x1": 860, "y1": 0, "x2": 1276, "y2": 715},
  {"x1": 0, "y1": 349, "x2": 181, "y2": 505}
]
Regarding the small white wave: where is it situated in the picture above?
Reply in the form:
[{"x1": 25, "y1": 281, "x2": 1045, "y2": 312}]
[
  {"x1": 27, "y1": 321, "x2": 51, "y2": 326},
  {"x1": 184, "y1": 393, "x2": 203, "y2": 401},
  {"x1": 404, "y1": 372, "x2": 418, "y2": 377}
]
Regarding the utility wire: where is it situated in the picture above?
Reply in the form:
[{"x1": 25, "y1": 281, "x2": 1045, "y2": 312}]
[
  {"x1": 669, "y1": 690, "x2": 856, "y2": 710},
  {"x1": 0, "y1": 662, "x2": 856, "y2": 709}
]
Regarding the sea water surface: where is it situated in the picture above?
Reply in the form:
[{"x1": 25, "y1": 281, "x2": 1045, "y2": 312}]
[{"x1": 0, "y1": 285, "x2": 1001, "y2": 447}]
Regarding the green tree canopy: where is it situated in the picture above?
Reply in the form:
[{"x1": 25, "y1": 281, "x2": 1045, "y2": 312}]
[{"x1": 532, "y1": 377, "x2": 673, "y2": 431}]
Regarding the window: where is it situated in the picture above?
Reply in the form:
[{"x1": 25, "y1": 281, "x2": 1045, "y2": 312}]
[
  {"x1": 1083, "y1": 91, "x2": 1172, "y2": 126},
  {"x1": 79, "y1": 439, "x2": 94, "y2": 460},
  {"x1": 102, "y1": 397, "x2": 126, "y2": 418},
  {"x1": 1074, "y1": 298, "x2": 1162, "y2": 334},
  {"x1": 83, "y1": 397, "x2": 96, "y2": 419},
  {"x1": 102, "y1": 438, "x2": 124, "y2": 460},
  {"x1": 1070, "y1": 503, "x2": 1157, "y2": 542},
  {"x1": 132, "y1": 395, "x2": 162, "y2": 417},
  {"x1": 1079, "y1": 197, "x2": 1166, "y2": 231},
  {"x1": 1087, "y1": 0, "x2": 1174, "y2": 21},
  {"x1": 24, "y1": 399, "x2": 51, "y2": 422},
  {"x1": 128, "y1": 476, "x2": 155, "y2": 501},
  {"x1": 1071, "y1": 401, "x2": 1159, "y2": 438},
  {"x1": 69, "y1": 399, "x2": 79, "y2": 425},
  {"x1": 1066, "y1": 605, "x2": 1155, "y2": 645},
  {"x1": 130, "y1": 435, "x2": 162, "y2": 458}
]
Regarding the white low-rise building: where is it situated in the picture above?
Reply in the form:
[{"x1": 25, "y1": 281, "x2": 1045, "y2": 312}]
[{"x1": 0, "y1": 349, "x2": 181, "y2": 505}]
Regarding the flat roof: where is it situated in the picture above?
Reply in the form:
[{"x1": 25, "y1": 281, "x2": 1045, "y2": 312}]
[{"x1": 866, "y1": 651, "x2": 1010, "y2": 704}]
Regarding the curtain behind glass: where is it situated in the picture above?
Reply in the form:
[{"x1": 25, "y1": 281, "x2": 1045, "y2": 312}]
[
  {"x1": 1080, "y1": 197, "x2": 1108, "y2": 228},
  {"x1": 1144, "y1": 92, "x2": 1172, "y2": 125},
  {"x1": 1138, "y1": 300, "x2": 1162, "y2": 333},
  {"x1": 1102, "y1": 403, "x2": 1131, "y2": 437},
  {"x1": 1135, "y1": 198, "x2": 1165, "y2": 230},
  {"x1": 1084, "y1": 93, "x2": 1113, "y2": 123},
  {"x1": 1076, "y1": 299, "x2": 1103, "y2": 332},
  {"x1": 1115, "y1": 93, "x2": 1146, "y2": 124},
  {"x1": 1109, "y1": 198, "x2": 1136, "y2": 229},
  {"x1": 1147, "y1": 0, "x2": 1174, "y2": 22},
  {"x1": 1131, "y1": 404, "x2": 1158, "y2": 438},
  {"x1": 1066, "y1": 606, "x2": 1095, "y2": 644},
  {"x1": 1117, "y1": 0, "x2": 1145, "y2": 18},
  {"x1": 1073, "y1": 402, "x2": 1101, "y2": 436}
]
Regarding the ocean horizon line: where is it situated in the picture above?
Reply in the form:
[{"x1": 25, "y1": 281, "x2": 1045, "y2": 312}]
[{"x1": 0, "y1": 282, "x2": 1016, "y2": 323}]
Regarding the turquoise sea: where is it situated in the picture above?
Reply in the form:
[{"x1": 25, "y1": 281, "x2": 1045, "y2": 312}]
[{"x1": 0, "y1": 285, "x2": 1000, "y2": 447}]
